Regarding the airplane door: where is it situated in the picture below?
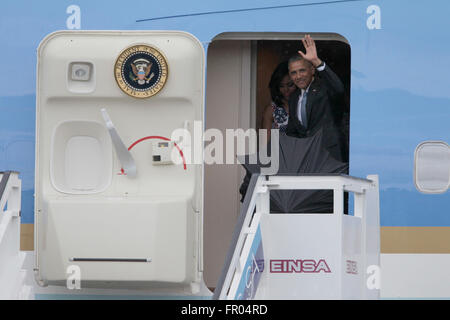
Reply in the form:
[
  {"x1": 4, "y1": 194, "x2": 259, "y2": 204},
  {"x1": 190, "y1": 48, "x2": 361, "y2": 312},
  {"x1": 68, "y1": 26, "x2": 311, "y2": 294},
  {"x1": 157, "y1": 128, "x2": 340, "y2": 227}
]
[{"x1": 35, "y1": 31, "x2": 205, "y2": 292}]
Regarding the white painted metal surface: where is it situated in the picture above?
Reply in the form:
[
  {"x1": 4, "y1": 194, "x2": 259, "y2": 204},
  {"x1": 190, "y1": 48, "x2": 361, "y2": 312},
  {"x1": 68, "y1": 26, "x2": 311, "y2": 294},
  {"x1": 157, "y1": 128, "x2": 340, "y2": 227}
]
[
  {"x1": 217, "y1": 174, "x2": 380, "y2": 300},
  {"x1": 380, "y1": 254, "x2": 450, "y2": 299},
  {"x1": 35, "y1": 31, "x2": 205, "y2": 292},
  {"x1": 0, "y1": 172, "x2": 33, "y2": 299}
]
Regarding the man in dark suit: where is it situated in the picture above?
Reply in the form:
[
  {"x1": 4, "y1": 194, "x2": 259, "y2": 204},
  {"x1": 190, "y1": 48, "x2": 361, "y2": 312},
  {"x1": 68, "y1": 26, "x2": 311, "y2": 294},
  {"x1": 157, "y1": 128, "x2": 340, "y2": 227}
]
[{"x1": 286, "y1": 35, "x2": 346, "y2": 162}]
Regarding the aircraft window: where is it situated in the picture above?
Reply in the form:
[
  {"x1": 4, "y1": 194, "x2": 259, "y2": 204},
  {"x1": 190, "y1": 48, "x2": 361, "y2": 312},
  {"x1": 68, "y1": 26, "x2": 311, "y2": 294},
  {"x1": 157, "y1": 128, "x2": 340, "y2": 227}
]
[{"x1": 414, "y1": 141, "x2": 450, "y2": 194}]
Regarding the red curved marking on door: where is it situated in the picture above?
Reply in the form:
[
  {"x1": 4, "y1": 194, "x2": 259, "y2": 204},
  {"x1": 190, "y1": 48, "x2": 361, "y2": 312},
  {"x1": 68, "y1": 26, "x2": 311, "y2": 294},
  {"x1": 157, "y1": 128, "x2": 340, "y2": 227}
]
[{"x1": 119, "y1": 135, "x2": 187, "y2": 174}]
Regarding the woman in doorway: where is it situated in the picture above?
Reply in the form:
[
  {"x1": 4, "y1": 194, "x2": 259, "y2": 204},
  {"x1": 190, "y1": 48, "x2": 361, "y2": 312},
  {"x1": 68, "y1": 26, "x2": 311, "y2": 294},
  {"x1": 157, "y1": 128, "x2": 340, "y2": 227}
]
[{"x1": 262, "y1": 61, "x2": 296, "y2": 140}]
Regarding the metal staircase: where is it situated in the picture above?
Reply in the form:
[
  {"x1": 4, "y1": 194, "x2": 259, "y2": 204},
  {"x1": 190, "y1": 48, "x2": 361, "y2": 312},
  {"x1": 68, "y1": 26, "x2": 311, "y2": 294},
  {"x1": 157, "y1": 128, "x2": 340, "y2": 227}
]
[{"x1": 214, "y1": 173, "x2": 380, "y2": 300}]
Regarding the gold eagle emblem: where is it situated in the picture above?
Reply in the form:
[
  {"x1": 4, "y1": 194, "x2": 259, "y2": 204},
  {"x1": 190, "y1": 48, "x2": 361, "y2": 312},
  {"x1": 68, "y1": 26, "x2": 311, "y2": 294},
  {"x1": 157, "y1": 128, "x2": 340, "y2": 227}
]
[{"x1": 130, "y1": 58, "x2": 155, "y2": 85}]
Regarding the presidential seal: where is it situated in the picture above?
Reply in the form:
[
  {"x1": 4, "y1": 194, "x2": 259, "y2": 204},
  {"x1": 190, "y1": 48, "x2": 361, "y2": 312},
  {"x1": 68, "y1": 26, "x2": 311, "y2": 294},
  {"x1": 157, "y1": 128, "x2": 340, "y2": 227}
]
[{"x1": 114, "y1": 44, "x2": 168, "y2": 98}]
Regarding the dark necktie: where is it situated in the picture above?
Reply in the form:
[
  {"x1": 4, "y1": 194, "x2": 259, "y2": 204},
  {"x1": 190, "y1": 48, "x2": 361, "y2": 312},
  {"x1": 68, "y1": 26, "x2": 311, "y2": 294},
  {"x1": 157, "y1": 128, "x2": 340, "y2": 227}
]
[{"x1": 300, "y1": 90, "x2": 308, "y2": 128}]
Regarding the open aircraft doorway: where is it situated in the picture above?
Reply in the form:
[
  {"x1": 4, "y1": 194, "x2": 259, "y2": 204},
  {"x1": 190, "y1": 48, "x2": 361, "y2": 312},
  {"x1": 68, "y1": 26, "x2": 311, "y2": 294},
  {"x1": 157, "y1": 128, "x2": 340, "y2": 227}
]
[{"x1": 204, "y1": 33, "x2": 351, "y2": 290}]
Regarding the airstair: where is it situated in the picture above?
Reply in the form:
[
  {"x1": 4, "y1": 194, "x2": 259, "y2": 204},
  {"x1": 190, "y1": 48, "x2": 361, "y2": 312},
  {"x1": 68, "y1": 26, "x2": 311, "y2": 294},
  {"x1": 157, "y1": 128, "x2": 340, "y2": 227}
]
[{"x1": 214, "y1": 173, "x2": 380, "y2": 300}]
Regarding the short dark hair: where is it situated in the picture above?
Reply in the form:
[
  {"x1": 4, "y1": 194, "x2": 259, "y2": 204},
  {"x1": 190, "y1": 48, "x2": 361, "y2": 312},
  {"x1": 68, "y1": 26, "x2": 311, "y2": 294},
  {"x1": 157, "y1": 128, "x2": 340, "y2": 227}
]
[{"x1": 288, "y1": 54, "x2": 313, "y2": 68}]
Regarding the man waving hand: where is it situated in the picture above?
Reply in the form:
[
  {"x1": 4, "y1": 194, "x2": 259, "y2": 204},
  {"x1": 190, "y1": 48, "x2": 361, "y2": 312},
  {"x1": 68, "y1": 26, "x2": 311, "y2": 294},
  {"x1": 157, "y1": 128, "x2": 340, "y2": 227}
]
[{"x1": 286, "y1": 35, "x2": 346, "y2": 162}]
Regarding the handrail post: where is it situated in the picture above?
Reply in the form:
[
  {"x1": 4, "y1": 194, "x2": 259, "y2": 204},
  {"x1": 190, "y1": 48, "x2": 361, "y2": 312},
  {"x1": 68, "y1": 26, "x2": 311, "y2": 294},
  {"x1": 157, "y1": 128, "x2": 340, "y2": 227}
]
[{"x1": 0, "y1": 171, "x2": 33, "y2": 300}]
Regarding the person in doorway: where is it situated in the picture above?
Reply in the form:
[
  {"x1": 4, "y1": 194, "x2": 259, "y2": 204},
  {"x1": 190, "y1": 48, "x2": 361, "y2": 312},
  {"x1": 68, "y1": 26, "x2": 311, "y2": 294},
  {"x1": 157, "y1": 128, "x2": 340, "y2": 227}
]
[
  {"x1": 262, "y1": 61, "x2": 296, "y2": 141},
  {"x1": 286, "y1": 35, "x2": 346, "y2": 162}
]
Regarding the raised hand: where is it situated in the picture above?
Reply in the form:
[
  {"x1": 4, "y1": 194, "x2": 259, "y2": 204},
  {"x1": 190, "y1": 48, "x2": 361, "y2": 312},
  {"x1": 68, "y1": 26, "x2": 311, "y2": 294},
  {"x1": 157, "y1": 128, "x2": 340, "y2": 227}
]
[{"x1": 298, "y1": 35, "x2": 322, "y2": 68}]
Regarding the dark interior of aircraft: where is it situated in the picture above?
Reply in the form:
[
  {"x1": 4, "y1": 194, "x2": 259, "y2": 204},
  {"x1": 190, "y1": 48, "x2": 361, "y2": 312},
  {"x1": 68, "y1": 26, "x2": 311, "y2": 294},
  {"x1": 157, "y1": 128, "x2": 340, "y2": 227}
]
[{"x1": 256, "y1": 39, "x2": 351, "y2": 163}]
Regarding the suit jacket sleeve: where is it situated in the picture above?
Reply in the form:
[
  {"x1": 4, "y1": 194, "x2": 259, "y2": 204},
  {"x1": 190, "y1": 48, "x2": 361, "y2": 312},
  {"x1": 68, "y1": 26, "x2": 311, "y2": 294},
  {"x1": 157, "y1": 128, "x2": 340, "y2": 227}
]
[{"x1": 317, "y1": 64, "x2": 345, "y2": 100}]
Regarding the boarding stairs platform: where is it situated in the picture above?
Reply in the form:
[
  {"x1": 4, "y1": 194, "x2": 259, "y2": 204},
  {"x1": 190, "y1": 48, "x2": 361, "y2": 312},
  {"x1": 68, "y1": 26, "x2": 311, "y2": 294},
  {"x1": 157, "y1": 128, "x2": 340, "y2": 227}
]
[{"x1": 214, "y1": 173, "x2": 380, "y2": 300}]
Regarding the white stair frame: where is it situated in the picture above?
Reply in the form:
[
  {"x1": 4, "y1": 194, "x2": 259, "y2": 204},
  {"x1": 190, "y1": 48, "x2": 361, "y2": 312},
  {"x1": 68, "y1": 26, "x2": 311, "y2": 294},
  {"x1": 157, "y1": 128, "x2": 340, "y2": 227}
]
[
  {"x1": 215, "y1": 174, "x2": 380, "y2": 300},
  {"x1": 0, "y1": 171, "x2": 33, "y2": 300}
]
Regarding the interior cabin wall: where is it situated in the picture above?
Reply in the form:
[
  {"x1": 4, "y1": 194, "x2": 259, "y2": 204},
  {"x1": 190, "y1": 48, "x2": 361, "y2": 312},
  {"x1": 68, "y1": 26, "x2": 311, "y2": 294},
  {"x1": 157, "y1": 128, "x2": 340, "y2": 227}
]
[{"x1": 203, "y1": 40, "x2": 252, "y2": 288}]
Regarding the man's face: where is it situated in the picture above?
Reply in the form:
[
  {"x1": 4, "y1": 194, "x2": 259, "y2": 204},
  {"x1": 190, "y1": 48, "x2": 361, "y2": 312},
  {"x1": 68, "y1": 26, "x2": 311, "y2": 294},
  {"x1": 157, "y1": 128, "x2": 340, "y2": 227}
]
[{"x1": 288, "y1": 60, "x2": 315, "y2": 90}]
